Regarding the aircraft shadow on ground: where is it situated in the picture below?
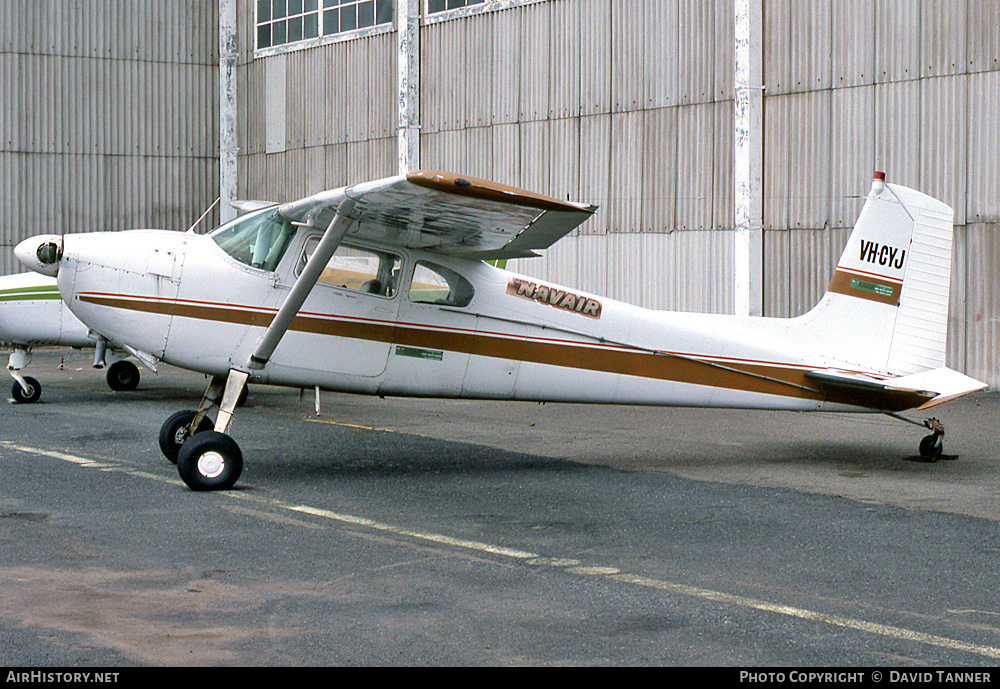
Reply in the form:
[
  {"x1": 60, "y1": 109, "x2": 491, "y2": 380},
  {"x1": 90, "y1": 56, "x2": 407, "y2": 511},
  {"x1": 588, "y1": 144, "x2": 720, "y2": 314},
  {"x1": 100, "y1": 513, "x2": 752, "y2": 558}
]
[{"x1": 241, "y1": 429, "x2": 600, "y2": 483}]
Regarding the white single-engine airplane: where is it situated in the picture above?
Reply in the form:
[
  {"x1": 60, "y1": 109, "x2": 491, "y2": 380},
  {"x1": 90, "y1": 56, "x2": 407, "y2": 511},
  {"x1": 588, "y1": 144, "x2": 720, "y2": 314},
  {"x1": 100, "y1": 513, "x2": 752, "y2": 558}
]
[
  {"x1": 0, "y1": 271, "x2": 142, "y2": 403},
  {"x1": 14, "y1": 170, "x2": 986, "y2": 490}
]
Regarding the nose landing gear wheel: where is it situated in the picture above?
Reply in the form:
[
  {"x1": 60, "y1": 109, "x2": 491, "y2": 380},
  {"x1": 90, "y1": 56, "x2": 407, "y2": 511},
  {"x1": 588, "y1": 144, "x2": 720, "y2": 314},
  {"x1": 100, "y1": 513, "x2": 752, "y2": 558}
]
[
  {"x1": 176, "y1": 431, "x2": 243, "y2": 491},
  {"x1": 11, "y1": 376, "x2": 41, "y2": 404},
  {"x1": 106, "y1": 360, "x2": 141, "y2": 391}
]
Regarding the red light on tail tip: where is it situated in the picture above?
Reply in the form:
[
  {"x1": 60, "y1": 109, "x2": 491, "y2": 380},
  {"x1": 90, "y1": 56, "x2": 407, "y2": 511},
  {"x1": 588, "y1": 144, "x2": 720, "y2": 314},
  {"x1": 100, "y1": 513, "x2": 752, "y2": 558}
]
[{"x1": 873, "y1": 171, "x2": 886, "y2": 181}]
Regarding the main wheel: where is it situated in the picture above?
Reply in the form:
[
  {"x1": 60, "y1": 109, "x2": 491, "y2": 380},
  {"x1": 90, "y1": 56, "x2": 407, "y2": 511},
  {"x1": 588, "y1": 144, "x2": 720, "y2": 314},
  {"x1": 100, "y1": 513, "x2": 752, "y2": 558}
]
[
  {"x1": 11, "y1": 377, "x2": 41, "y2": 404},
  {"x1": 158, "y1": 410, "x2": 214, "y2": 464},
  {"x1": 106, "y1": 360, "x2": 140, "y2": 392},
  {"x1": 176, "y1": 431, "x2": 243, "y2": 491},
  {"x1": 919, "y1": 433, "x2": 943, "y2": 461}
]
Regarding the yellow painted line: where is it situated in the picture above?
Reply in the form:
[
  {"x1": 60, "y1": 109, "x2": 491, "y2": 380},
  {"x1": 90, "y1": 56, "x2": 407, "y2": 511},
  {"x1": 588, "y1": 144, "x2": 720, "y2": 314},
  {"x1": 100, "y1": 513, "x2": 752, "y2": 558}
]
[
  {"x1": 306, "y1": 417, "x2": 431, "y2": 438},
  {"x1": 6, "y1": 440, "x2": 1000, "y2": 661},
  {"x1": 307, "y1": 419, "x2": 388, "y2": 432}
]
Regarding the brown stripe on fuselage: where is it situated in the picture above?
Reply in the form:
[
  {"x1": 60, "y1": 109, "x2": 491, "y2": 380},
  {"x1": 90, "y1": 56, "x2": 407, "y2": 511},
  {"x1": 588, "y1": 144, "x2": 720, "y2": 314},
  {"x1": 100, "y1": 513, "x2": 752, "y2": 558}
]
[
  {"x1": 827, "y1": 268, "x2": 901, "y2": 305},
  {"x1": 77, "y1": 293, "x2": 930, "y2": 411}
]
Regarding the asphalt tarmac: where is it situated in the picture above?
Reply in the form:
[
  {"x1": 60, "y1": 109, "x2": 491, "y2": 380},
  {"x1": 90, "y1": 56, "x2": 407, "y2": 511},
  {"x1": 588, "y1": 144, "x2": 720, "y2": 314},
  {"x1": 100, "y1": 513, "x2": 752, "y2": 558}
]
[{"x1": 1, "y1": 348, "x2": 998, "y2": 667}]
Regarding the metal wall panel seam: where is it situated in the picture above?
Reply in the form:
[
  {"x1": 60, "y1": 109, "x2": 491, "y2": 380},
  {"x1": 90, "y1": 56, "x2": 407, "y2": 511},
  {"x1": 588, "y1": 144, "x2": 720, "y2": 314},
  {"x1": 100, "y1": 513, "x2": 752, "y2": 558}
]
[
  {"x1": 714, "y1": 0, "x2": 735, "y2": 102},
  {"x1": 677, "y1": 0, "x2": 711, "y2": 105},
  {"x1": 832, "y1": 0, "x2": 875, "y2": 88},
  {"x1": 675, "y1": 102, "x2": 715, "y2": 232},
  {"x1": 519, "y1": 0, "x2": 550, "y2": 123},
  {"x1": 578, "y1": 0, "x2": 610, "y2": 117},
  {"x1": 644, "y1": 0, "x2": 678, "y2": 109},
  {"x1": 610, "y1": 0, "x2": 644, "y2": 114},
  {"x1": 875, "y1": 0, "x2": 921, "y2": 84},
  {"x1": 920, "y1": 0, "x2": 968, "y2": 78},
  {"x1": 966, "y1": 70, "x2": 1000, "y2": 222},
  {"x1": 919, "y1": 74, "x2": 968, "y2": 226},
  {"x1": 966, "y1": 0, "x2": 1000, "y2": 73},
  {"x1": 549, "y1": 0, "x2": 579, "y2": 120},
  {"x1": 491, "y1": 8, "x2": 521, "y2": 126},
  {"x1": 578, "y1": 113, "x2": 611, "y2": 236},
  {"x1": 642, "y1": 107, "x2": 678, "y2": 234}
]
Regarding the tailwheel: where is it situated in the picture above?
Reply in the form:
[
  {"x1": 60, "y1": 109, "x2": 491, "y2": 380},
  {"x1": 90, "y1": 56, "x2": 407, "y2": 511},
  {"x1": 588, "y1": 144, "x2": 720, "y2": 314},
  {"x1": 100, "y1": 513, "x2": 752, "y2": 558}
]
[
  {"x1": 919, "y1": 432, "x2": 944, "y2": 461},
  {"x1": 106, "y1": 360, "x2": 140, "y2": 391},
  {"x1": 176, "y1": 431, "x2": 243, "y2": 491},
  {"x1": 159, "y1": 410, "x2": 214, "y2": 464},
  {"x1": 885, "y1": 413, "x2": 949, "y2": 461},
  {"x1": 11, "y1": 376, "x2": 41, "y2": 404}
]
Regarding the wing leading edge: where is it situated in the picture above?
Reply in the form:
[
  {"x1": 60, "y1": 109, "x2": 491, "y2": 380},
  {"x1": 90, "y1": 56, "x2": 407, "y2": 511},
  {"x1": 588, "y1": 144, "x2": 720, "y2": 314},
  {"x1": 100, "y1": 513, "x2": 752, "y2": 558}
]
[{"x1": 276, "y1": 171, "x2": 598, "y2": 260}]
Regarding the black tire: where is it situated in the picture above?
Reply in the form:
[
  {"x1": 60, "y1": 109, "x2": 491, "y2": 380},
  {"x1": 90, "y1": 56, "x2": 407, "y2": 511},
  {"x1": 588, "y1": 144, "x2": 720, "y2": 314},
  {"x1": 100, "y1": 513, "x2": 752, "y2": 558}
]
[
  {"x1": 919, "y1": 433, "x2": 943, "y2": 460},
  {"x1": 158, "y1": 410, "x2": 214, "y2": 464},
  {"x1": 176, "y1": 431, "x2": 243, "y2": 491},
  {"x1": 11, "y1": 377, "x2": 41, "y2": 404},
  {"x1": 106, "y1": 360, "x2": 140, "y2": 392}
]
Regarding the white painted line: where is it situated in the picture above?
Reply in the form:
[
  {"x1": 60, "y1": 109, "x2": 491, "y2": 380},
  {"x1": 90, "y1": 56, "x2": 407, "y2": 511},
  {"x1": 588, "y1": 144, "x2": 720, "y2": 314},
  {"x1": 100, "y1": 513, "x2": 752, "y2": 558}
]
[
  {"x1": 7, "y1": 440, "x2": 1000, "y2": 661},
  {"x1": 233, "y1": 493, "x2": 540, "y2": 560},
  {"x1": 613, "y1": 573, "x2": 1000, "y2": 660}
]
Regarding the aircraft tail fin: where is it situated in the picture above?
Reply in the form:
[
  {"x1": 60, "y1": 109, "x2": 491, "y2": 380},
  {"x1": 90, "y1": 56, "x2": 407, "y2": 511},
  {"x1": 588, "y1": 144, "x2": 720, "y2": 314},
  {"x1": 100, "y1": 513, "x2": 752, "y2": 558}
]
[{"x1": 794, "y1": 173, "x2": 956, "y2": 377}]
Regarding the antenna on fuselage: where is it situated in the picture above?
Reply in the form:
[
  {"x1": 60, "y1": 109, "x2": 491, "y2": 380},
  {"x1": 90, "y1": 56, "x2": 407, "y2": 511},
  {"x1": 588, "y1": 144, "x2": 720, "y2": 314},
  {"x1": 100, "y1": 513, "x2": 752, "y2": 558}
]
[{"x1": 186, "y1": 197, "x2": 222, "y2": 234}]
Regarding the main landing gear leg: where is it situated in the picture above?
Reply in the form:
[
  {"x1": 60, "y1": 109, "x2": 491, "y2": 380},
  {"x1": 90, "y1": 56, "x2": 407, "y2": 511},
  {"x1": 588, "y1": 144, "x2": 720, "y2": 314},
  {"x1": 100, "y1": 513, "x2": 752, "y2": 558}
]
[
  {"x1": 171, "y1": 370, "x2": 248, "y2": 491},
  {"x1": 886, "y1": 413, "x2": 946, "y2": 461},
  {"x1": 158, "y1": 375, "x2": 223, "y2": 463},
  {"x1": 7, "y1": 347, "x2": 41, "y2": 404}
]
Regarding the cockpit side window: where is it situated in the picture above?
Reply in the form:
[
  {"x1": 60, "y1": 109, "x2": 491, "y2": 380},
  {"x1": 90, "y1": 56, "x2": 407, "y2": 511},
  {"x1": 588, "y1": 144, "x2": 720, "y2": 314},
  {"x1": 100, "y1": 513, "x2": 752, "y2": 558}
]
[
  {"x1": 210, "y1": 207, "x2": 296, "y2": 272},
  {"x1": 409, "y1": 261, "x2": 475, "y2": 307},
  {"x1": 298, "y1": 237, "x2": 402, "y2": 298}
]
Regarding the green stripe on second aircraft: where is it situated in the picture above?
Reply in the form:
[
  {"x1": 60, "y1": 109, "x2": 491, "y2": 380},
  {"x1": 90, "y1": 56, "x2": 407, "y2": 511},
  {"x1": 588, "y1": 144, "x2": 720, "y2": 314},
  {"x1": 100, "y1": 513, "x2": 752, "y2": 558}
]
[{"x1": 0, "y1": 286, "x2": 61, "y2": 302}]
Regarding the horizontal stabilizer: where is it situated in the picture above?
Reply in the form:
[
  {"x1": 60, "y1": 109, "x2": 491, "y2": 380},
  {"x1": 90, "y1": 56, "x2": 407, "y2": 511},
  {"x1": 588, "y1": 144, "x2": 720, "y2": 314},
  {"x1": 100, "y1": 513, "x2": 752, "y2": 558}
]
[
  {"x1": 805, "y1": 367, "x2": 986, "y2": 411},
  {"x1": 884, "y1": 367, "x2": 988, "y2": 409}
]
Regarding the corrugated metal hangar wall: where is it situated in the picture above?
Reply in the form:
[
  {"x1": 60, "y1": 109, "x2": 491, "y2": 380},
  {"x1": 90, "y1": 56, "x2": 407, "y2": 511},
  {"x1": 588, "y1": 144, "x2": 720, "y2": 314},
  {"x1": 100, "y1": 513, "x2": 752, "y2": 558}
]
[
  {"x1": 0, "y1": 0, "x2": 220, "y2": 275},
  {"x1": 238, "y1": 0, "x2": 999, "y2": 385},
  {"x1": 1, "y1": 1, "x2": 996, "y2": 386}
]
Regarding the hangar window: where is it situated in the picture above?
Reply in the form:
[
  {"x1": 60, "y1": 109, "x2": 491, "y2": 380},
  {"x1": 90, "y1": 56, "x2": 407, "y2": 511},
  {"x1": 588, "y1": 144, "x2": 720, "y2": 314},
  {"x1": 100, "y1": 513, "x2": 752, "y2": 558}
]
[
  {"x1": 257, "y1": 0, "x2": 392, "y2": 50},
  {"x1": 426, "y1": 0, "x2": 486, "y2": 14},
  {"x1": 409, "y1": 262, "x2": 474, "y2": 307},
  {"x1": 423, "y1": 1, "x2": 547, "y2": 25}
]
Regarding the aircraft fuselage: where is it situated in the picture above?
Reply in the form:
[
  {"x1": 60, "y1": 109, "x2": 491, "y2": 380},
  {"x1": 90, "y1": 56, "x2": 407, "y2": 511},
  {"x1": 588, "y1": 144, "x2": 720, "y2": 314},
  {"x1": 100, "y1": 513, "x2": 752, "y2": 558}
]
[{"x1": 52, "y1": 226, "x2": 881, "y2": 413}]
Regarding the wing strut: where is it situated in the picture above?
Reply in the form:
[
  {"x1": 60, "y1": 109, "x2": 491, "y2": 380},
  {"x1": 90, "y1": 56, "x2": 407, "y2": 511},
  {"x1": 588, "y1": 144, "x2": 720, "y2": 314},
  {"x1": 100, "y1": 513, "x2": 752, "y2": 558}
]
[
  {"x1": 211, "y1": 197, "x2": 357, "y2": 436},
  {"x1": 249, "y1": 196, "x2": 357, "y2": 370}
]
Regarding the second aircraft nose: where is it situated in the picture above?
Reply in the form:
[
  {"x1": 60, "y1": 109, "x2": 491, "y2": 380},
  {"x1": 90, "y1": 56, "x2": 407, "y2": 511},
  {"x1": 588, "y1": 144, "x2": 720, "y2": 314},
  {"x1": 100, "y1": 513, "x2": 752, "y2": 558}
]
[{"x1": 14, "y1": 235, "x2": 63, "y2": 277}]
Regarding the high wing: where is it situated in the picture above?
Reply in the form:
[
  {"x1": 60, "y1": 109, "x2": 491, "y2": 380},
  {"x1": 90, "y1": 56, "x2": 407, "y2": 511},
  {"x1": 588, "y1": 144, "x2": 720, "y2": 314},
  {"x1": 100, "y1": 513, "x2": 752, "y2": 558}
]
[
  {"x1": 225, "y1": 171, "x2": 596, "y2": 430},
  {"x1": 277, "y1": 170, "x2": 598, "y2": 260}
]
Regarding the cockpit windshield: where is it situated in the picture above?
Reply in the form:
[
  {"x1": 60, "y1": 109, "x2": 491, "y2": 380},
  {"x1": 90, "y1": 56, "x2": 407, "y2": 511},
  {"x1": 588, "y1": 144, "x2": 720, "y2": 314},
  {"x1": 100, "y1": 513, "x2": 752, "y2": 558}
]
[{"x1": 210, "y1": 207, "x2": 296, "y2": 272}]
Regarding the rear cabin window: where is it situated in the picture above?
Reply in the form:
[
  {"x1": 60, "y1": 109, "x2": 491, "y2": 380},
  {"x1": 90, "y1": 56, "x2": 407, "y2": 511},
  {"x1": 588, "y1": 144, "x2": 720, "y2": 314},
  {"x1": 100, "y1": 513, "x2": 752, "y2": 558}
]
[
  {"x1": 210, "y1": 207, "x2": 296, "y2": 272},
  {"x1": 299, "y1": 237, "x2": 401, "y2": 298},
  {"x1": 409, "y1": 262, "x2": 474, "y2": 307}
]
